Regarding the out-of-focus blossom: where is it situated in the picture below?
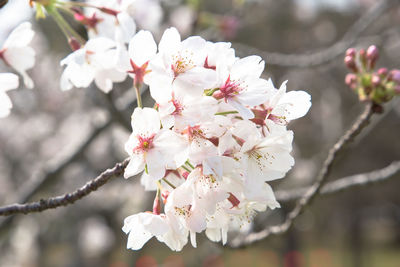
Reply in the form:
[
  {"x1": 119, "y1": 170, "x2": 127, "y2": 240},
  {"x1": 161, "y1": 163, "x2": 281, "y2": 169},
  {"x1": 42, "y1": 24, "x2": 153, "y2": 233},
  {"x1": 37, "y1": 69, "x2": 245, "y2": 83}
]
[
  {"x1": 60, "y1": 37, "x2": 127, "y2": 93},
  {"x1": 0, "y1": 72, "x2": 18, "y2": 118},
  {"x1": 0, "y1": 22, "x2": 35, "y2": 88}
]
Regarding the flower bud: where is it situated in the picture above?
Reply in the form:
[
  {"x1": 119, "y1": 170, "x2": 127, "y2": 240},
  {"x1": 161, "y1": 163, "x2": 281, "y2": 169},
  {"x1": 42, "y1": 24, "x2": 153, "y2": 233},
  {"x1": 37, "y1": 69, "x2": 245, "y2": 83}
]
[
  {"x1": 389, "y1": 69, "x2": 400, "y2": 83},
  {"x1": 366, "y1": 45, "x2": 379, "y2": 69},
  {"x1": 371, "y1": 74, "x2": 381, "y2": 87},
  {"x1": 377, "y1": 68, "x2": 388, "y2": 77},
  {"x1": 344, "y1": 55, "x2": 357, "y2": 72},
  {"x1": 345, "y1": 73, "x2": 357, "y2": 89},
  {"x1": 152, "y1": 195, "x2": 161, "y2": 215},
  {"x1": 359, "y1": 48, "x2": 367, "y2": 68},
  {"x1": 219, "y1": 16, "x2": 240, "y2": 39},
  {"x1": 345, "y1": 48, "x2": 356, "y2": 57},
  {"x1": 68, "y1": 37, "x2": 81, "y2": 51}
]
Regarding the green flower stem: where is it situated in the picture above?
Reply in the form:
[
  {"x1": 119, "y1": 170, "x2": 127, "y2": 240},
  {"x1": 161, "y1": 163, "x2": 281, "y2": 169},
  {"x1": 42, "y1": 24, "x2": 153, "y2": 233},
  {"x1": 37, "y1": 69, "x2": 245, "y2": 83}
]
[
  {"x1": 162, "y1": 178, "x2": 176, "y2": 189},
  {"x1": 215, "y1": 111, "x2": 239, "y2": 116}
]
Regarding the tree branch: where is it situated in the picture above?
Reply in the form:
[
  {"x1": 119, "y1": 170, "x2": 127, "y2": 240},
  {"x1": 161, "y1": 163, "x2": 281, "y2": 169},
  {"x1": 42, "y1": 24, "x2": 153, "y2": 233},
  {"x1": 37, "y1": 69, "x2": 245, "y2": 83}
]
[
  {"x1": 0, "y1": 158, "x2": 129, "y2": 216},
  {"x1": 230, "y1": 102, "x2": 375, "y2": 247},
  {"x1": 275, "y1": 160, "x2": 400, "y2": 202},
  {"x1": 234, "y1": 0, "x2": 393, "y2": 67}
]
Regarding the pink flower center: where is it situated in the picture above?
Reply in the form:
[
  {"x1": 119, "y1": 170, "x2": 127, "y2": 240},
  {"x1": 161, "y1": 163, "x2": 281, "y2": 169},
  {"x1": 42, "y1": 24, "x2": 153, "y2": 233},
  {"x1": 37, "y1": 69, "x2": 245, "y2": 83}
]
[
  {"x1": 73, "y1": 11, "x2": 103, "y2": 29},
  {"x1": 214, "y1": 76, "x2": 243, "y2": 101},
  {"x1": 171, "y1": 99, "x2": 183, "y2": 115},
  {"x1": 128, "y1": 59, "x2": 150, "y2": 86},
  {"x1": 133, "y1": 134, "x2": 155, "y2": 153}
]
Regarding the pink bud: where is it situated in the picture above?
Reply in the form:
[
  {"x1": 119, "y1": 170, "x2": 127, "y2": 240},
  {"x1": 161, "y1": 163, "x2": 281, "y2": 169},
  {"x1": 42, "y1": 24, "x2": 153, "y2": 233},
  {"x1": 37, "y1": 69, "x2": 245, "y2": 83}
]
[
  {"x1": 345, "y1": 73, "x2": 357, "y2": 89},
  {"x1": 366, "y1": 45, "x2": 378, "y2": 59},
  {"x1": 366, "y1": 45, "x2": 379, "y2": 69},
  {"x1": 344, "y1": 56, "x2": 357, "y2": 72},
  {"x1": 377, "y1": 68, "x2": 388, "y2": 77},
  {"x1": 388, "y1": 69, "x2": 400, "y2": 83},
  {"x1": 359, "y1": 48, "x2": 367, "y2": 67},
  {"x1": 152, "y1": 195, "x2": 161, "y2": 215},
  {"x1": 371, "y1": 74, "x2": 381, "y2": 87},
  {"x1": 68, "y1": 37, "x2": 81, "y2": 51},
  {"x1": 345, "y1": 48, "x2": 356, "y2": 57},
  {"x1": 219, "y1": 16, "x2": 240, "y2": 39}
]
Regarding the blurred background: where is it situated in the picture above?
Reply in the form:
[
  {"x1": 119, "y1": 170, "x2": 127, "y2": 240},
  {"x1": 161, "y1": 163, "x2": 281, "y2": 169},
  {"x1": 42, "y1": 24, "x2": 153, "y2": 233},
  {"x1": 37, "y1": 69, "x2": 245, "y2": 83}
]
[{"x1": 0, "y1": 0, "x2": 400, "y2": 266}]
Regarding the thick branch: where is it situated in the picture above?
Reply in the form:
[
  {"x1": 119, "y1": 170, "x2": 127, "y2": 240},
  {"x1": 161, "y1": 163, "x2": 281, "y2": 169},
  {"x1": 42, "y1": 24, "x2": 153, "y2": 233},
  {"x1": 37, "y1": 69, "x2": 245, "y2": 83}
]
[
  {"x1": 275, "y1": 160, "x2": 400, "y2": 202},
  {"x1": 230, "y1": 102, "x2": 375, "y2": 247},
  {"x1": 234, "y1": 0, "x2": 393, "y2": 67},
  {"x1": 0, "y1": 159, "x2": 129, "y2": 216}
]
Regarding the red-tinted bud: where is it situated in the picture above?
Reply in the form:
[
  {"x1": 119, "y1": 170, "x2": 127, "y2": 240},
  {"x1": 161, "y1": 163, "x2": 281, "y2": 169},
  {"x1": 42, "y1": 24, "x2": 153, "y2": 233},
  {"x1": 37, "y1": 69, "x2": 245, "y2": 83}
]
[
  {"x1": 152, "y1": 195, "x2": 161, "y2": 215},
  {"x1": 344, "y1": 55, "x2": 357, "y2": 72},
  {"x1": 68, "y1": 37, "x2": 81, "y2": 51},
  {"x1": 345, "y1": 48, "x2": 356, "y2": 57},
  {"x1": 389, "y1": 69, "x2": 400, "y2": 83},
  {"x1": 367, "y1": 45, "x2": 378, "y2": 60},
  {"x1": 359, "y1": 48, "x2": 367, "y2": 67},
  {"x1": 371, "y1": 74, "x2": 381, "y2": 87},
  {"x1": 345, "y1": 73, "x2": 357, "y2": 89},
  {"x1": 366, "y1": 45, "x2": 379, "y2": 69},
  {"x1": 377, "y1": 68, "x2": 388, "y2": 77},
  {"x1": 219, "y1": 16, "x2": 240, "y2": 39}
]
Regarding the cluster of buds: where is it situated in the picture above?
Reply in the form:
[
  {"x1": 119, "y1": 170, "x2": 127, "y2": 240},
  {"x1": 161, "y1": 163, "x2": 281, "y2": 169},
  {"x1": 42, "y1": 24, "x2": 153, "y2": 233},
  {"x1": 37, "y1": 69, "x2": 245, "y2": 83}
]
[{"x1": 345, "y1": 45, "x2": 400, "y2": 111}]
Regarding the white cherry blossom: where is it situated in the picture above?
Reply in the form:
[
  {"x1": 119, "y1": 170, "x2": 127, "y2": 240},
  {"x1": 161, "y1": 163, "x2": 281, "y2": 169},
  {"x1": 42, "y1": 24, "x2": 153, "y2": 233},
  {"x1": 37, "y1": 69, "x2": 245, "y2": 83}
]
[
  {"x1": 213, "y1": 56, "x2": 271, "y2": 119},
  {"x1": 148, "y1": 27, "x2": 217, "y2": 102},
  {"x1": 122, "y1": 212, "x2": 188, "y2": 251},
  {"x1": 0, "y1": 22, "x2": 35, "y2": 88},
  {"x1": 0, "y1": 73, "x2": 19, "y2": 118},
  {"x1": 60, "y1": 37, "x2": 126, "y2": 93},
  {"x1": 124, "y1": 107, "x2": 188, "y2": 180},
  {"x1": 252, "y1": 80, "x2": 312, "y2": 127}
]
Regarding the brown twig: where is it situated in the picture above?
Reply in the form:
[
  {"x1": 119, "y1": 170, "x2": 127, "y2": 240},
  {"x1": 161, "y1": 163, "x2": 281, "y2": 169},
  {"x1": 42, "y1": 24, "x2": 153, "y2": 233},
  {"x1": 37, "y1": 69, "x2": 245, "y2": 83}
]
[
  {"x1": 230, "y1": 102, "x2": 375, "y2": 247},
  {"x1": 234, "y1": 0, "x2": 393, "y2": 67},
  {"x1": 0, "y1": 158, "x2": 129, "y2": 216},
  {"x1": 275, "y1": 160, "x2": 400, "y2": 202}
]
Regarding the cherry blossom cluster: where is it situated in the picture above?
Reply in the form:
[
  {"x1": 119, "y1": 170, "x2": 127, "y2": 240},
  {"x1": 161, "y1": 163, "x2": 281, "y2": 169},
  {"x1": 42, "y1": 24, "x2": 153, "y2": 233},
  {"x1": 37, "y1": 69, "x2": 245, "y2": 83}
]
[
  {"x1": 54, "y1": 0, "x2": 162, "y2": 93},
  {"x1": 0, "y1": 22, "x2": 35, "y2": 118},
  {"x1": 345, "y1": 45, "x2": 400, "y2": 110},
  {"x1": 121, "y1": 27, "x2": 311, "y2": 251}
]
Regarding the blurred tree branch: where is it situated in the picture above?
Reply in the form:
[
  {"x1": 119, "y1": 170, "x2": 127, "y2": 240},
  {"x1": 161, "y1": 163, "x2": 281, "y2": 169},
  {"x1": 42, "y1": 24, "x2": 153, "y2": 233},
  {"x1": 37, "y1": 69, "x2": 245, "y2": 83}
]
[
  {"x1": 230, "y1": 102, "x2": 375, "y2": 247},
  {"x1": 275, "y1": 160, "x2": 400, "y2": 202},
  {"x1": 234, "y1": 0, "x2": 393, "y2": 67}
]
